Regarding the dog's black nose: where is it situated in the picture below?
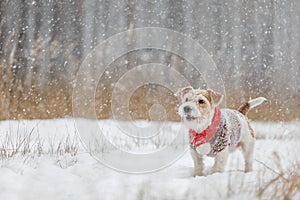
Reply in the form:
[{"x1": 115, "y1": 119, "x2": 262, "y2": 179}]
[{"x1": 183, "y1": 106, "x2": 191, "y2": 113}]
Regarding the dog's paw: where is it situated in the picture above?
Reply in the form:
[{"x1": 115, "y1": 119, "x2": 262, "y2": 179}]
[{"x1": 193, "y1": 172, "x2": 205, "y2": 177}]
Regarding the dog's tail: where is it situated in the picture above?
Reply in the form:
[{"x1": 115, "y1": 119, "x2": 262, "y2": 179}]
[{"x1": 238, "y1": 97, "x2": 267, "y2": 115}]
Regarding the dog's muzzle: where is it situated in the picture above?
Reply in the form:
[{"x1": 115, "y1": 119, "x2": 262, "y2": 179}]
[
  {"x1": 178, "y1": 102, "x2": 199, "y2": 121},
  {"x1": 183, "y1": 106, "x2": 196, "y2": 121}
]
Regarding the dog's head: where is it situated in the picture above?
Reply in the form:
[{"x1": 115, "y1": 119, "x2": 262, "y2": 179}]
[{"x1": 176, "y1": 87, "x2": 223, "y2": 131}]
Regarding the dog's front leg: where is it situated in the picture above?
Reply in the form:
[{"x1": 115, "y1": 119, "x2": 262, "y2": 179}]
[
  {"x1": 190, "y1": 148, "x2": 204, "y2": 176},
  {"x1": 211, "y1": 147, "x2": 229, "y2": 174}
]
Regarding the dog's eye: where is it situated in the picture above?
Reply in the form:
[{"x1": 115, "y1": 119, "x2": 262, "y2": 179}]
[
  {"x1": 198, "y1": 99, "x2": 205, "y2": 104},
  {"x1": 185, "y1": 98, "x2": 189, "y2": 102}
]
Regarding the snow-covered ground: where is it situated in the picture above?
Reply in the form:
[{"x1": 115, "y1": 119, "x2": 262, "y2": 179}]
[{"x1": 0, "y1": 119, "x2": 299, "y2": 200}]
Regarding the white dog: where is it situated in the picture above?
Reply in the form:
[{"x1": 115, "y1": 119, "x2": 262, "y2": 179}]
[{"x1": 176, "y1": 87, "x2": 266, "y2": 176}]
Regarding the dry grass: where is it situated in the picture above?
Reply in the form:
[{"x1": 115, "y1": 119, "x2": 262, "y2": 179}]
[
  {"x1": 0, "y1": 123, "x2": 79, "y2": 169},
  {"x1": 0, "y1": 126, "x2": 38, "y2": 159},
  {"x1": 225, "y1": 150, "x2": 300, "y2": 200},
  {"x1": 0, "y1": 26, "x2": 299, "y2": 121},
  {"x1": 1, "y1": 61, "x2": 298, "y2": 122},
  {"x1": 256, "y1": 152, "x2": 300, "y2": 200},
  {"x1": 0, "y1": 18, "x2": 78, "y2": 120},
  {"x1": 257, "y1": 166, "x2": 300, "y2": 200},
  {"x1": 49, "y1": 134, "x2": 79, "y2": 157}
]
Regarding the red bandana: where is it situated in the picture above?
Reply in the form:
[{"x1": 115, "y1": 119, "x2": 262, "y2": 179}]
[{"x1": 189, "y1": 107, "x2": 221, "y2": 147}]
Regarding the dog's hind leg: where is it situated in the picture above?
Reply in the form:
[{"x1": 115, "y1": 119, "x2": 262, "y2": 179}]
[
  {"x1": 241, "y1": 135, "x2": 255, "y2": 172},
  {"x1": 240, "y1": 123, "x2": 255, "y2": 172},
  {"x1": 190, "y1": 148, "x2": 204, "y2": 176}
]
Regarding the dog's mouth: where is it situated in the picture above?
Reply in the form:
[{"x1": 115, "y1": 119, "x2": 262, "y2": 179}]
[{"x1": 186, "y1": 115, "x2": 196, "y2": 121}]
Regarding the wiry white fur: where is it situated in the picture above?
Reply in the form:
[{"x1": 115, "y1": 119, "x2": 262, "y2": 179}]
[
  {"x1": 178, "y1": 90, "x2": 215, "y2": 133},
  {"x1": 177, "y1": 88, "x2": 266, "y2": 176},
  {"x1": 178, "y1": 101, "x2": 214, "y2": 133},
  {"x1": 178, "y1": 102, "x2": 201, "y2": 118}
]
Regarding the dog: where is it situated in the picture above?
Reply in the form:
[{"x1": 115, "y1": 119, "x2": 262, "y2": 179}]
[{"x1": 176, "y1": 87, "x2": 266, "y2": 176}]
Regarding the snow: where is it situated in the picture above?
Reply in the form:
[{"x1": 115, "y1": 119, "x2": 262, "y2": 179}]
[{"x1": 0, "y1": 119, "x2": 299, "y2": 200}]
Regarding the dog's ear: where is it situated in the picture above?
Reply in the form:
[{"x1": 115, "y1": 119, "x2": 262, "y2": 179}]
[
  {"x1": 207, "y1": 89, "x2": 223, "y2": 107},
  {"x1": 175, "y1": 86, "x2": 193, "y2": 101}
]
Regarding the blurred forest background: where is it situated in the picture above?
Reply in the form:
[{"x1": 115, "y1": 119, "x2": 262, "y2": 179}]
[{"x1": 0, "y1": 0, "x2": 299, "y2": 121}]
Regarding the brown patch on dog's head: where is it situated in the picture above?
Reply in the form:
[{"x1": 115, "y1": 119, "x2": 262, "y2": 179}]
[
  {"x1": 177, "y1": 88, "x2": 223, "y2": 127},
  {"x1": 192, "y1": 89, "x2": 223, "y2": 108},
  {"x1": 195, "y1": 89, "x2": 211, "y2": 101},
  {"x1": 176, "y1": 87, "x2": 223, "y2": 109},
  {"x1": 193, "y1": 89, "x2": 212, "y2": 109}
]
